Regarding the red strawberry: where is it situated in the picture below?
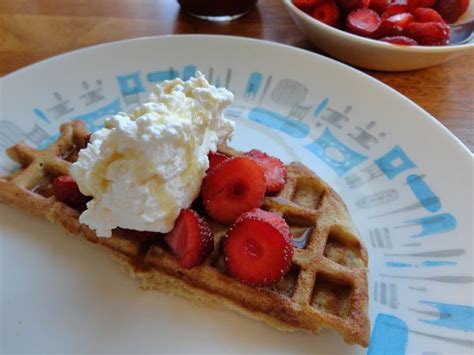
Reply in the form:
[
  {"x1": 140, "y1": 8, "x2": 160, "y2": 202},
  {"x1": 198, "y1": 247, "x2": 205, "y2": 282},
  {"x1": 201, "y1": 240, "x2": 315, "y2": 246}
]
[
  {"x1": 201, "y1": 157, "x2": 266, "y2": 224},
  {"x1": 412, "y1": 8, "x2": 446, "y2": 23},
  {"x1": 406, "y1": 21, "x2": 451, "y2": 45},
  {"x1": 435, "y1": 0, "x2": 469, "y2": 23},
  {"x1": 243, "y1": 208, "x2": 291, "y2": 236},
  {"x1": 224, "y1": 208, "x2": 293, "y2": 286},
  {"x1": 460, "y1": 0, "x2": 470, "y2": 12},
  {"x1": 244, "y1": 149, "x2": 287, "y2": 193},
  {"x1": 53, "y1": 175, "x2": 90, "y2": 207},
  {"x1": 370, "y1": 0, "x2": 407, "y2": 13},
  {"x1": 164, "y1": 209, "x2": 214, "y2": 269},
  {"x1": 293, "y1": 0, "x2": 321, "y2": 11},
  {"x1": 207, "y1": 152, "x2": 228, "y2": 173},
  {"x1": 346, "y1": 9, "x2": 382, "y2": 37},
  {"x1": 377, "y1": 12, "x2": 414, "y2": 37},
  {"x1": 381, "y1": 5, "x2": 409, "y2": 19},
  {"x1": 370, "y1": 0, "x2": 393, "y2": 13},
  {"x1": 380, "y1": 35, "x2": 419, "y2": 44},
  {"x1": 406, "y1": 0, "x2": 438, "y2": 9},
  {"x1": 336, "y1": 0, "x2": 370, "y2": 11},
  {"x1": 310, "y1": 0, "x2": 340, "y2": 26}
]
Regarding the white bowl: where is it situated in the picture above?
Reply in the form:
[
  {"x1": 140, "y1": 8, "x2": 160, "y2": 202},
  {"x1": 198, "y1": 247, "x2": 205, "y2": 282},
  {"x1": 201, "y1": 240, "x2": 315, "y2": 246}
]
[{"x1": 283, "y1": 0, "x2": 474, "y2": 71}]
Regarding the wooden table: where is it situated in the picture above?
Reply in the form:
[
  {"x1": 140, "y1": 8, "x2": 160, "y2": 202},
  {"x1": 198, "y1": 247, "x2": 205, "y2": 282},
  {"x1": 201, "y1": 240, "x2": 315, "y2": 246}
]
[{"x1": 1, "y1": 0, "x2": 472, "y2": 151}]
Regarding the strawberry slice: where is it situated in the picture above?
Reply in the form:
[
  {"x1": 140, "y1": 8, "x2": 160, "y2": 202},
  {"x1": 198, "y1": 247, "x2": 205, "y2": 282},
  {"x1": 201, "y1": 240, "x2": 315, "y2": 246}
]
[
  {"x1": 207, "y1": 152, "x2": 229, "y2": 173},
  {"x1": 412, "y1": 8, "x2": 446, "y2": 23},
  {"x1": 370, "y1": 0, "x2": 393, "y2": 14},
  {"x1": 346, "y1": 9, "x2": 382, "y2": 37},
  {"x1": 377, "y1": 12, "x2": 414, "y2": 37},
  {"x1": 380, "y1": 35, "x2": 418, "y2": 44},
  {"x1": 406, "y1": 0, "x2": 438, "y2": 9},
  {"x1": 164, "y1": 209, "x2": 214, "y2": 269},
  {"x1": 370, "y1": 0, "x2": 407, "y2": 14},
  {"x1": 53, "y1": 175, "x2": 90, "y2": 207},
  {"x1": 460, "y1": 0, "x2": 470, "y2": 12},
  {"x1": 435, "y1": 0, "x2": 468, "y2": 23},
  {"x1": 244, "y1": 149, "x2": 287, "y2": 193},
  {"x1": 201, "y1": 157, "x2": 266, "y2": 224},
  {"x1": 293, "y1": 0, "x2": 321, "y2": 11},
  {"x1": 244, "y1": 208, "x2": 291, "y2": 236},
  {"x1": 224, "y1": 208, "x2": 293, "y2": 287},
  {"x1": 310, "y1": 0, "x2": 340, "y2": 26},
  {"x1": 336, "y1": 0, "x2": 370, "y2": 11},
  {"x1": 406, "y1": 21, "x2": 451, "y2": 45},
  {"x1": 380, "y1": 5, "x2": 409, "y2": 20}
]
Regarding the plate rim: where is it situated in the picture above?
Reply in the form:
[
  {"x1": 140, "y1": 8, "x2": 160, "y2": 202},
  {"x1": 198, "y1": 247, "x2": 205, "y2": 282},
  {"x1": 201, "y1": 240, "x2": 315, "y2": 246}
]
[
  {"x1": 1, "y1": 34, "x2": 472, "y2": 158},
  {"x1": 1, "y1": 34, "x2": 473, "y2": 354}
]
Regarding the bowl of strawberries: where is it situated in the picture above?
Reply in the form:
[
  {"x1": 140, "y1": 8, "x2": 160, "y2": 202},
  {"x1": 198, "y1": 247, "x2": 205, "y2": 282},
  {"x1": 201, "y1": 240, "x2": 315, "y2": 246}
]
[{"x1": 284, "y1": 0, "x2": 473, "y2": 71}]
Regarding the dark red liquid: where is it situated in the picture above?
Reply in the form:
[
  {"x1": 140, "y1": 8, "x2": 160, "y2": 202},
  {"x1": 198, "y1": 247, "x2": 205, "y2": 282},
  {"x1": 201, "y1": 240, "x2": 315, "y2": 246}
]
[{"x1": 178, "y1": 0, "x2": 258, "y2": 17}]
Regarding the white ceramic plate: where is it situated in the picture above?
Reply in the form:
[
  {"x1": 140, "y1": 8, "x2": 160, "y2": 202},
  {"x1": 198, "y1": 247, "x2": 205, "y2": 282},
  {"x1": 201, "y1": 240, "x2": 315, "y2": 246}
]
[{"x1": 1, "y1": 35, "x2": 472, "y2": 354}]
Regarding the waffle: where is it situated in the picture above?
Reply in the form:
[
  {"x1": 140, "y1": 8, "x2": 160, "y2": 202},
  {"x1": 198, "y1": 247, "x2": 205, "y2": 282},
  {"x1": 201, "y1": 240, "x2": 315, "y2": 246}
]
[{"x1": 0, "y1": 121, "x2": 370, "y2": 347}]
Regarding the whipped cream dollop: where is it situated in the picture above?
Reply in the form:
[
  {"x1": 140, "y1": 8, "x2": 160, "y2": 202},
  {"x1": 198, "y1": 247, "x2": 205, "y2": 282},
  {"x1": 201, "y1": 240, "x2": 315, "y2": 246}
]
[{"x1": 70, "y1": 72, "x2": 235, "y2": 237}]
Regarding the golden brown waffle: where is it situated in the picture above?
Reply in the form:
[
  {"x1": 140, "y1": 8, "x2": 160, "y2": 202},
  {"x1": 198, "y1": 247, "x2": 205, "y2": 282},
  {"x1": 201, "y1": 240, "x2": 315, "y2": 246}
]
[{"x1": 0, "y1": 121, "x2": 370, "y2": 347}]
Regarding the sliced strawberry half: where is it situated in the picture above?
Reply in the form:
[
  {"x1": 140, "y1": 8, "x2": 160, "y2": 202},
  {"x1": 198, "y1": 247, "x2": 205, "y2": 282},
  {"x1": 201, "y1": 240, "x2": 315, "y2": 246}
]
[
  {"x1": 460, "y1": 0, "x2": 470, "y2": 12},
  {"x1": 406, "y1": 21, "x2": 451, "y2": 45},
  {"x1": 370, "y1": 0, "x2": 398, "y2": 14},
  {"x1": 53, "y1": 175, "x2": 90, "y2": 207},
  {"x1": 201, "y1": 156, "x2": 266, "y2": 224},
  {"x1": 164, "y1": 209, "x2": 214, "y2": 269},
  {"x1": 406, "y1": 0, "x2": 438, "y2": 9},
  {"x1": 244, "y1": 208, "x2": 291, "y2": 236},
  {"x1": 224, "y1": 208, "x2": 293, "y2": 287},
  {"x1": 377, "y1": 12, "x2": 414, "y2": 37},
  {"x1": 380, "y1": 35, "x2": 418, "y2": 44},
  {"x1": 293, "y1": 0, "x2": 321, "y2": 11},
  {"x1": 412, "y1": 8, "x2": 446, "y2": 23},
  {"x1": 207, "y1": 151, "x2": 229, "y2": 173},
  {"x1": 380, "y1": 5, "x2": 409, "y2": 20},
  {"x1": 310, "y1": 0, "x2": 341, "y2": 26},
  {"x1": 346, "y1": 9, "x2": 382, "y2": 37},
  {"x1": 435, "y1": 0, "x2": 468, "y2": 23},
  {"x1": 244, "y1": 149, "x2": 287, "y2": 193},
  {"x1": 336, "y1": 0, "x2": 370, "y2": 12}
]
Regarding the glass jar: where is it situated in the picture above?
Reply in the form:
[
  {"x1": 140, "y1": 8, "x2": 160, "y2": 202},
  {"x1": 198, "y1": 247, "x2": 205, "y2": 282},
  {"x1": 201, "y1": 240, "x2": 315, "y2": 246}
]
[{"x1": 178, "y1": 0, "x2": 258, "y2": 21}]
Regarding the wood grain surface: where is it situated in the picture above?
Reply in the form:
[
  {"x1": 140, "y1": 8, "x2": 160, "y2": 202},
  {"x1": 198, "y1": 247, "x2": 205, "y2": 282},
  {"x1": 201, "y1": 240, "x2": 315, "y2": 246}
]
[{"x1": 0, "y1": 0, "x2": 472, "y2": 151}]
